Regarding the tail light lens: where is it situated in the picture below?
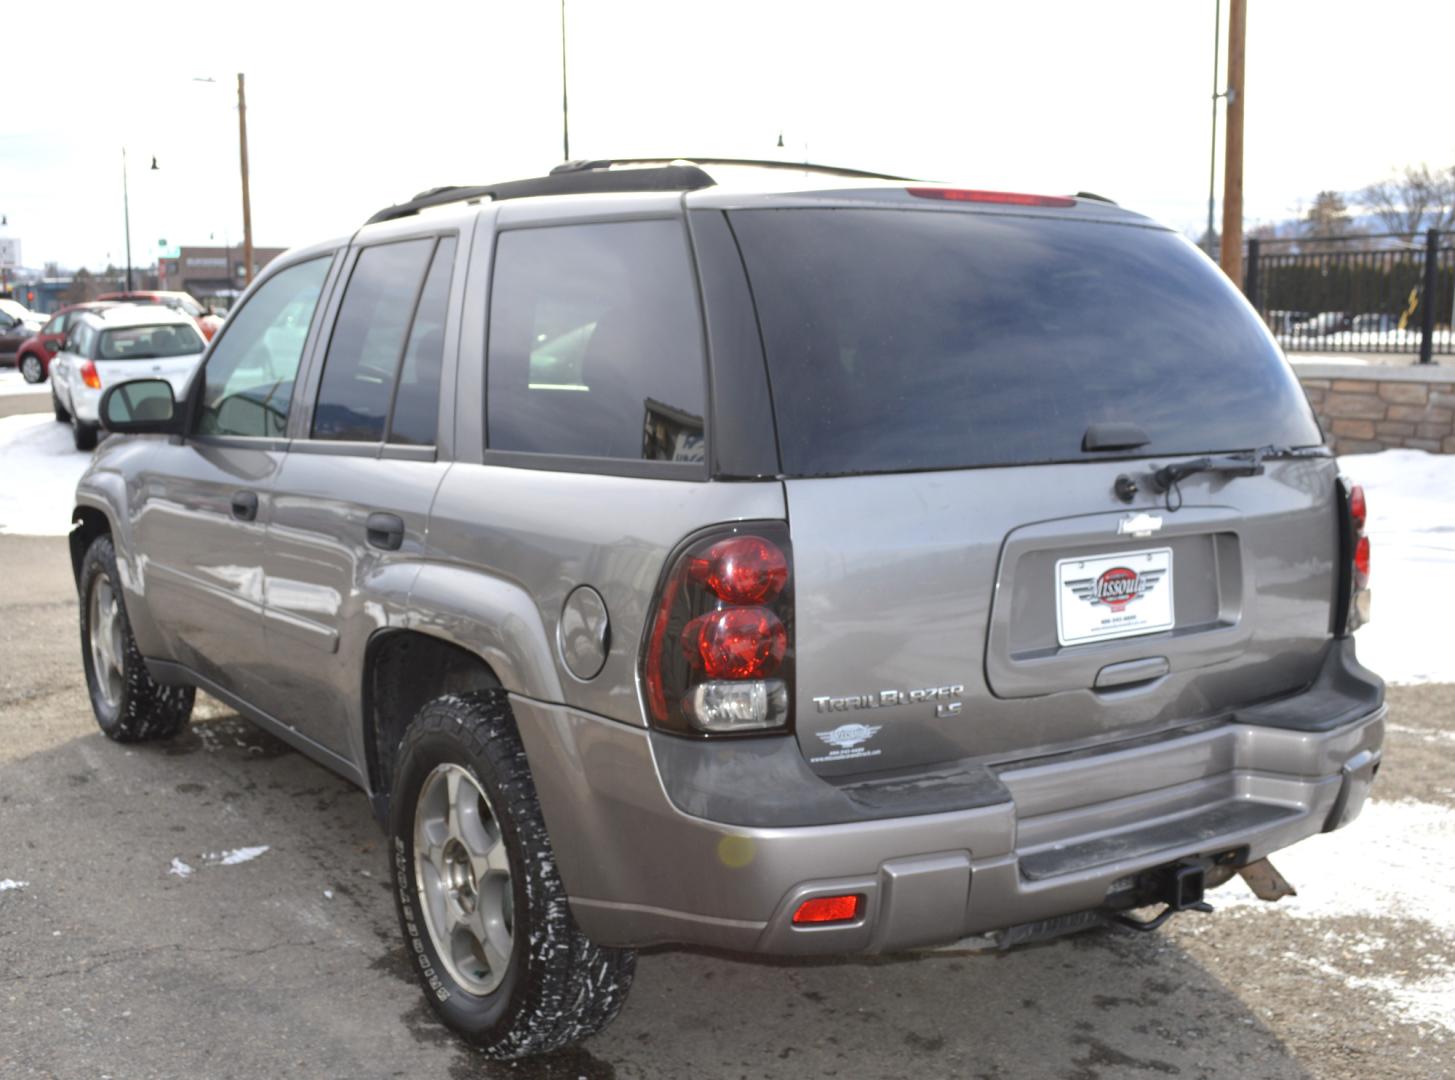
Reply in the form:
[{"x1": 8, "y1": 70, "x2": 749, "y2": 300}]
[
  {"x1": 643, "y1": 522, "x2": 793, "y2": 736},
  {"x1": 1341, "y1": 479, "x2": 1370, "y2": 631},
  {"x1": 80, "y1": 360, "x2": 102, "y2": 390}
]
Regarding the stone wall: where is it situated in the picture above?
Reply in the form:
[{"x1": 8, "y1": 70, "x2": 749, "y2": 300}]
[{"x1": 1292, "y1": 362, "x2": 1455, "y2": 455}]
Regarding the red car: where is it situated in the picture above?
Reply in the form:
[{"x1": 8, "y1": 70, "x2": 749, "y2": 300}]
[
  {"x1": 97, "y1": 290, "x2": 224, "y2": 341},
  {"x1": 13, "y1": 301, "x2": 122, "y2": 384}
]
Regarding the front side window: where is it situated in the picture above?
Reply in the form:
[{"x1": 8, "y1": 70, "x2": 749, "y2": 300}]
[
  {"x1": 486, "y1": 220, "x2": 706, "y2": 463},
  {"x1": 196, "y1": 255, "x2": 332, "y2": 438},
  {"x1": 43, "y1": 313, "x2": 67, "y2": 335},
  {"x1": 97, "y1": 323, "x2": 204, "y2": 360},
  {"x1": 312, "y1": 239, "x2": 435, "y2": 442}
]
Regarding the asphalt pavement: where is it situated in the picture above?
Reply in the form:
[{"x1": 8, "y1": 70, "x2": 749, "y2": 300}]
[{"x1": 1, "y1": 532, "x2": 1451, "y2": 1079}]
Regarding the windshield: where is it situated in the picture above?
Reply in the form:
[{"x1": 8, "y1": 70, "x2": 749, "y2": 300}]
[
  {"x1": 97, "y1": 323, "x2": 205, "y2": 360},
  {"x1": 730, "y1": 208, "x2": 1322, "y2": 477}
]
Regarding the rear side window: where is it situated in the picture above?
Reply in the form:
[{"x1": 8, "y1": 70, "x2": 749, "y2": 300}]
[
  {"x1": 730, "y1": 209, "x2": 1322, "y2": 476},
  {"x1": 97, "y1": 323, "x2": 203, "y2": 359},
  {"x1": 388, "y1": 237, "x2": 456, "y2": 446},
  {"x1": 486, "y1": 220, "x2": 706, "y2": 463},
  {"x1": 196, "y1": 256, "x2": 331, "y2": 438},
  {"x1": 313, "y1": 238, "x2": 436, "y2": 442}
]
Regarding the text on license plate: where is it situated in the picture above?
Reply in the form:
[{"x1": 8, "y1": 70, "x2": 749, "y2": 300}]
[{"x1": 1055, "y1": 548, "x2": 1174, "y2": 646}]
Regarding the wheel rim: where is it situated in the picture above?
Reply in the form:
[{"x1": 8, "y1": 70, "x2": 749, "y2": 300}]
[
  {"x1": 88, "y1": 574, "x2": 125, "y2": 710},
  {"x1": 21, "y1": 356, "x2": 41, "y2": 383},
  {"x1": 413, "y1": 763, "x2": 515, "y2": 995}
]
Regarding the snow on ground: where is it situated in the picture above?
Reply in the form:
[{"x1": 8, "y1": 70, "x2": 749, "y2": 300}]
[
  {"x1": 207, "y1": 846, "x2": 270, "y2": 866},
  {"x1": 0, "y1": 369, "x2": 49, "y2": 397},
  {"x1": 0, "y1": 880, "x2": 29, "y2": 892},
  {"x1": 1197, "y1": 798, "x2": 1455, "y2": 1035},
  {"x1": 1342, "y1": 449, "x2": 1455, "y2": 684},
  {"x1": 0, "y1": 414, "x2": 92, "y2": 536}
]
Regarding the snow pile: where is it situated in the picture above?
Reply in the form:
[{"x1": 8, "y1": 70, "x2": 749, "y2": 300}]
[
  {"x1": 0, "y1": 414, "x2": 91, "y2": 536},
  {"x1": 1342, "y1": 449, "x2": 1455, "y2": 684},
  {"x1": 168, "y1": 858, "x2": 194, "y2": 879},
  {"x1": 0, "y1": 879, "x2": 29, "y2": 892}
]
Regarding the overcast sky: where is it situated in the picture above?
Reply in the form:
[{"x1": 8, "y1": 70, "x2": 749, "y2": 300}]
[{"x1": 4, "y1": 0, "x2": 1453, "y2": 272}]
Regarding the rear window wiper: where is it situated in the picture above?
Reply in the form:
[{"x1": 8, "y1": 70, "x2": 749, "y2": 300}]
[{"x1": 1150, "y1": 445, "x2": 1323, "y2": 506}]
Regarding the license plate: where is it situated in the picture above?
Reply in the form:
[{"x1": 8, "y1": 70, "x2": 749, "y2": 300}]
[{"x1": 1055, "y1": 548, "x2": 1174, "y2": 647}]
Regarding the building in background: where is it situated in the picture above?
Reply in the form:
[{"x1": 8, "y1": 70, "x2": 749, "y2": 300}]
[{"x1": 159, "y1": 245, "x2": 286, "y2": 309}]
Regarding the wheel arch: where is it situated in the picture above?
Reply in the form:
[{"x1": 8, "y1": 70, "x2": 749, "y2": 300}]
[
  {"x1": 69, "y1": 504, "x2": 114, "y2": 586},
  {"x1": 363, "y1": 628, "x2": 505, "y2": 818}
]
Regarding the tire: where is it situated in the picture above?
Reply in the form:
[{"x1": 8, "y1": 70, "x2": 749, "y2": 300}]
[
  {"x1": 19, "y1": 353, "x2": 44, "y2": 384},
  {"x1": 53, "y1": 391, "x2": 70, "y2": 422},
  {"x1": 79, "y1": 534, "x2": 194, "y2": 742},
  {"x1": 72, "y1": 415, "x2": 98, "y2": 451},
  {"x1": 389, "y1": 690, "x2": 635, "y2": 1059}
]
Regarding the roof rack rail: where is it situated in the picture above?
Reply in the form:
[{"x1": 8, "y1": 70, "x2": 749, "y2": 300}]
[
  {"x1": 365, "y1": 163, "x2": 716, "y2": 225},
  {"x1": 550, "y1": 157, "x2": 918, "y2": 182}
]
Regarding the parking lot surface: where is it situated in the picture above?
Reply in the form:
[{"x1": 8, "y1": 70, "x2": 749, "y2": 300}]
[{"x1": 2, "y1": 532, "x2": 1451, "y2": 1079}]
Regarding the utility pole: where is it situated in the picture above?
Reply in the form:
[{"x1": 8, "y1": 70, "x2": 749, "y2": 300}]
[
  {"x1": 1219, "y1": 0, "x2": 1246, "y2": 285},
  {"x1": 237, "y1": 72, "x2": 254, "y2": 288},
  {"x1": 560, "y1": 0, "x2": 571, "y2": 161},
  {"x1": 1206, "y1": 0, "x2": 1221, "y2": 257},
  {"x1": 122, "y1": 147, "x2": 134, "y2": 291}
]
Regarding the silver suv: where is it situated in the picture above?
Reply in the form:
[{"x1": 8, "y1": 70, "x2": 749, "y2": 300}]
[{"x1": 71, "y1": 159, "x2": 1385, "y2": 1059}]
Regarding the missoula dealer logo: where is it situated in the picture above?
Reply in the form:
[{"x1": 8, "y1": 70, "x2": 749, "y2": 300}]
[{"x1": 1075, "y1": 565, "x2": 1164, "y2": 612}]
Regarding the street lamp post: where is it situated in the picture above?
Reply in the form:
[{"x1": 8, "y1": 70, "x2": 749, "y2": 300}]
[{"x1": 122, "y1": 147, "x2": 134, "y2": 290}]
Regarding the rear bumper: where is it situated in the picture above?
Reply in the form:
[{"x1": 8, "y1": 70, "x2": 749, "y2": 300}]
[{"x1": 512, "y1": 651, "x2": 1384, "y2": 955}]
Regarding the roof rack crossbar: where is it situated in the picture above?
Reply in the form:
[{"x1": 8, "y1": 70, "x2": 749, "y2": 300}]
[
  {"x1": 551, "y1": 157, "x2": 917, "y2": 182},
  {"x1": 365, "y1": 163, "x2": 717, "y2": 225}
]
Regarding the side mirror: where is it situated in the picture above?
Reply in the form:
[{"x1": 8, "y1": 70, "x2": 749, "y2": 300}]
[
  {"x1": 99, "y1": 379, "x2": 183, "y2": 436},
  {"x1": 45, "y1": 339, "x2": 59, "y2": 352}
]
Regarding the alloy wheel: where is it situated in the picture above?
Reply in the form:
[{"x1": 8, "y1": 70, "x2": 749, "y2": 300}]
[{"x1": 413, "y1": 763, "x2": 515, "y2": 995}]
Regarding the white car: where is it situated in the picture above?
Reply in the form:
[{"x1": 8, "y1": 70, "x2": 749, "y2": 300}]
[{"x1": 51, "y1": 305, "x2": 207, "y2": 450}]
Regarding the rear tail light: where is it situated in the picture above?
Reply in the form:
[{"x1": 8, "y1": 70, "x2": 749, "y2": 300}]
[
  {"x1": 643, "y1": 523, "x2": 793, "y2": 735},
  {"x1": 80, "y1": 360, "x2": 102, "y2": 390},
  {"x1": 1341, "y1": 479, "x2": 1370, "y2": 631},
  {"x1": 907, "y1": 187, "x2": 1077, "y2": 208},
  {"x1": 793, "y1": 895, "x2": 863, "y2": 925}
]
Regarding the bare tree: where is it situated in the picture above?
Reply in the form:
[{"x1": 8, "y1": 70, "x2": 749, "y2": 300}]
[
  {"x1": 1303, "y1": 190, "x2": 1355, "y2": 242},
  {"x1": 1357, "y1": 164, "x2": 1455, "y2": 240}
]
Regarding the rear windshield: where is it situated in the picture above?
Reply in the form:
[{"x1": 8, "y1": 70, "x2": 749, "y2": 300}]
[
  {"x1": 729, "y1": 208, "x2": 1321, "y2": 476},
  {"x1": 97, "y1": 323, "x2": 204, "y2": 360}
]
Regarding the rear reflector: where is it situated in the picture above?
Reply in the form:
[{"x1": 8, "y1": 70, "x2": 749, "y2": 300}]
[
  {"x1": 907, "y1": 187, "x2": 1076, "y2": 208},
  {"x1": 792, "y1": 894, "x2": 863, "y2": 925}
]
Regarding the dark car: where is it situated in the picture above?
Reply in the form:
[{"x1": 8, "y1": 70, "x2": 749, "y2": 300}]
[
  {"x1": 0, "y1": 299, "x2": 45, "y2": 364},
  {"x1": 13, "y1": 301, "x2": 123, "y2": 384}
]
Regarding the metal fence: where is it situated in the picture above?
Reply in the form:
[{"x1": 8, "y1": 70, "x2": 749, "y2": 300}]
[{"x1": 1243, "y1": 229, "x2": 1454, "y2": 362}]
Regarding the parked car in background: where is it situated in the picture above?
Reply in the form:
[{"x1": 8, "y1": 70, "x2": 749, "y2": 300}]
[
  {"x1": 70, "y1": 159, "x2": 1384, "y2": 1060},
  {"x1": 51, "y1": 305, "x2": 207, "y2": 449},
  {"x1": 0, "y1": 298, "x2": 45, "y2": 363},
  {"x1": 1350, "y1": 313, "x2": 1397, "y2": 334},
  {"x1": 1299, "y1": 311, "x2": 1351, "y2": 337},
  {"x1": 98, "y1": 290, "x2": 224, "y2": 340},
  {"x1": 13, "y1": 301, "x2": 124, "y2": 384},
  {"x1": 1263, "y1": 310, "x2": 1310, "y2": 335}
]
